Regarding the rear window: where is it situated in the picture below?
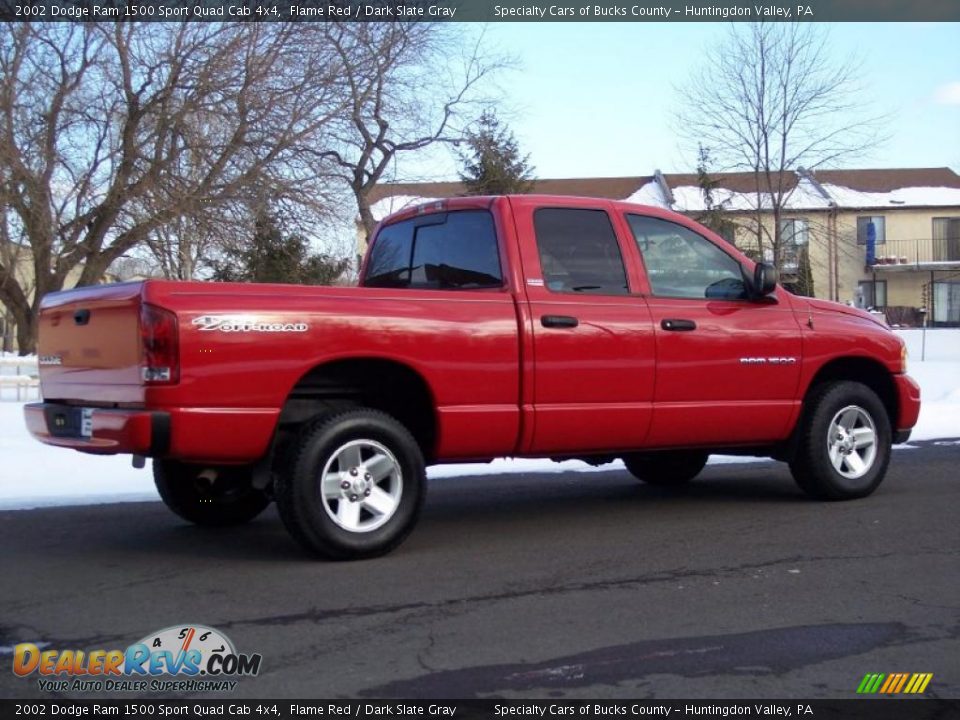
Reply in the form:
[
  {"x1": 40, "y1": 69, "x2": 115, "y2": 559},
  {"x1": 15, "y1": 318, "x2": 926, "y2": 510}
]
[{"x1": 363, "y1": 210, "x2": 502, "y2": 290}]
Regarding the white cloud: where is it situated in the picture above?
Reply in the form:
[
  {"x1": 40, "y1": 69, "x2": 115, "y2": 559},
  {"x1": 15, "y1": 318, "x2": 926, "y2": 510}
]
[{"x1": 933, "y1": 82, "x2": 960, "y2": 106}]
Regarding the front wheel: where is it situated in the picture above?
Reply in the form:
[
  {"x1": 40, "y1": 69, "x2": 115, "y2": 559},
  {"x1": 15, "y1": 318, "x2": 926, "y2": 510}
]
[
  {"x1": 789, "y1": 381, "x2": 892, "y2": 500},
  {"x1": 275, "y1": 409, "x2": 426, "y2": 560},
  {"x1": 622, "y1": 451, "x2": 709, "y2": 486},
  {"x1": 153, "y1": 461, "x2": 271, "y2": 526}
]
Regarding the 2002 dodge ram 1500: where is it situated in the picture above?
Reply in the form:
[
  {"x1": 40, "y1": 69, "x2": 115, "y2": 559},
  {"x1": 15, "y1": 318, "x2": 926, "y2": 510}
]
[{"x1": 25, "y1": 195, "x2": 921, "y2": 559}]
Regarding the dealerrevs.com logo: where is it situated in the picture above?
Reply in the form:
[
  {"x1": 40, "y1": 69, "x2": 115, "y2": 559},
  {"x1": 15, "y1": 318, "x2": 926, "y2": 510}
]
[{"x1": 12, "y1": 624, "x2": 261, "y2": 693}]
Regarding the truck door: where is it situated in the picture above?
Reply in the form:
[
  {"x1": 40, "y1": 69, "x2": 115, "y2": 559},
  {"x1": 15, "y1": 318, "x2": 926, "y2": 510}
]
[
  {"x1": 511, "y1": 198, "x2": 656, "y2": 454},
  {"x1": 624, "y1": 213, "x2": 803, "y2": 447}
]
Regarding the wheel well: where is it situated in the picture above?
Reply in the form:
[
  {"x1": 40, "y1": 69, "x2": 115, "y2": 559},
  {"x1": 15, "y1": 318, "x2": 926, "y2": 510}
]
[
  {"x1": 279, "y1": 359, "x2": 437, "y2": 461},
  {"x1": 804, "y1": 357, "x2": 898, "y2": 427}
]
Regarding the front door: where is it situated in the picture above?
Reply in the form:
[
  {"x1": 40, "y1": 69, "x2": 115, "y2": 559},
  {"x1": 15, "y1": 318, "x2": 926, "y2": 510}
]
[{"x1": 624, "y1": 213, "x2": 803, "y2": 447}]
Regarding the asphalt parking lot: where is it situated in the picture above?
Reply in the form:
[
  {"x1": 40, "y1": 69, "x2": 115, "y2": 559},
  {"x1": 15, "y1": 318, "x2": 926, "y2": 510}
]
[{"x1": 1, "y1": 439, "x2": 958, "y2": 700}]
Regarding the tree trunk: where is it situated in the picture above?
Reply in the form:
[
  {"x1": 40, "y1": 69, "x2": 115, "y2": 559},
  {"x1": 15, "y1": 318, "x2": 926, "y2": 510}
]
[
  {"x1": 15, "y1": 305, "x2": 37, "y2": 356},
  {"x1": 1, "y1": 311, "x2": 13, "y2": 354},
  {"x1": 357, "y1": 191, "x2": 377, "y2": 243}
]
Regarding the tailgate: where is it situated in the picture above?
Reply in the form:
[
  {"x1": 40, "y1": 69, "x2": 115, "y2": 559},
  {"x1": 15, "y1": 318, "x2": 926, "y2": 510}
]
[{"x1": 37, "y1": 282, "x2": 145, "y2": 404}]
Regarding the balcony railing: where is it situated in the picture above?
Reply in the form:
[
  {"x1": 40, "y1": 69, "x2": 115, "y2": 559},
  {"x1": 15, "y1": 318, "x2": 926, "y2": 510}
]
[{"x1": 867, "y1": 237, "x2": 960, "y2": 268}]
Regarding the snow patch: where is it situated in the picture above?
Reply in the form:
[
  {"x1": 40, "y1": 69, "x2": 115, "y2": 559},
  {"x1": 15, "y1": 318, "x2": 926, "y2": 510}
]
[
  {"x1": 369, "y1": 195, "x2": 441, "y2": 223},
  {"x1": 666, "y1": 181, "x2": 960, "y2": 214},
  {"x1": 623, "y1": 181, "x2": 668, "y2": 208},
  {"x1": 822, "y1": 184, "x2": 960, "y2": 209}
]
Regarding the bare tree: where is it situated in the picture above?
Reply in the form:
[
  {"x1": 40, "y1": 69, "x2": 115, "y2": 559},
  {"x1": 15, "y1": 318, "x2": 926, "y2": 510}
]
[
  {"x1": 320, "y1": 24, "x2": 505, "y2": 239},
  {"x1": 0, "y1": 23, "x2": 348, "y2": 353},
  {"x1": 676, "y1": 23, "x2": 884, "y2": 283}
]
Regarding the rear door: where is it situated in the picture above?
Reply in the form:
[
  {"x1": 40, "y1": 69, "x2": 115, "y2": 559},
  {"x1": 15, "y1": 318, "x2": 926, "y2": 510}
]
[
  {"x1": 512, "y1": 197, "x2": 655, "y2": 454},
  {"x1": 624, "y1": 212, "x2": 803, "y2": 446}
]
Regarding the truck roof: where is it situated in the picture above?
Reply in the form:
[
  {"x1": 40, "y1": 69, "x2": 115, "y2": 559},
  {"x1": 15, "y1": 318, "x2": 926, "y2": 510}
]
[{"x1": 376, "y1": 193, "x2": 681, "y2": 228}]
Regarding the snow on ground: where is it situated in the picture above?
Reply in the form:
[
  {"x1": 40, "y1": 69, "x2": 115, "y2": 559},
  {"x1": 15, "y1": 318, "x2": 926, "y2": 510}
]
[
  {"x1": 1, "y1": 329, "x2": 957, "y2": 510},
  {"x1": 0, "y1": 402, "x2": 157, "y2": 510},
  {"x1": 895, "y1": 328, "x2": 960, "y2": 441}
]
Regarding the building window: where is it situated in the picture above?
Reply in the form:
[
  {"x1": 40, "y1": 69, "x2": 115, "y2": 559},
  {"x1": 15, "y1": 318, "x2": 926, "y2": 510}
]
[
  {"x1": 777, "y1": 219, "x2": 809, "y2": 277},
  {"x1": 858, "y1": 280, "x2": 887, "y2": 309},
  {"x1": 933, "y1": 281, "x2": 960, "y2": 325},
  {"x1": 779, "y1": 218, "x2": 809, "y2": 246},
  {"x1": 932, "y1": 217, "x2": 960, "y2": 262},
  {"x1": 856, "y1": 216, "x2": 886, "y2": 245}
]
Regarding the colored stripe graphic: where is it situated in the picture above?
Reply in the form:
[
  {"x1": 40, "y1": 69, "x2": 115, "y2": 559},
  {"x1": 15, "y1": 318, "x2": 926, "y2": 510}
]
[
  {"x1": 856, "y1": 673, "x2": 885, "y2": 693},
  {"x1": 858, "y1": 673, "x2": 933, "y2": 694},
  {"x1": 906, "y1": 673, "x2": 934, "y2": 693}
]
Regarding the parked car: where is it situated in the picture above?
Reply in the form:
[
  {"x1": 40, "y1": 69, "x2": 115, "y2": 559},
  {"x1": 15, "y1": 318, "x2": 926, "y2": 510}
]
[{"x1": 25, "y1": 196, "x2": 921, "y2": 559}]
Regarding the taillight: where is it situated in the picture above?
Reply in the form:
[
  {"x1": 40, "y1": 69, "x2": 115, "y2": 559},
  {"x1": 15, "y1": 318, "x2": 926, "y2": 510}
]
[{"x1": 140, "y1": 303, "x2": 179, "y2": 384}]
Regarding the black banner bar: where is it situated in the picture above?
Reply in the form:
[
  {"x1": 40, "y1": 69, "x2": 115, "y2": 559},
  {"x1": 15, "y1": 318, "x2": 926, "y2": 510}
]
[
  {"x1": 1, "y1": 700, "x2": 959, "y2": 720},
  {"x1": 2, "y1": 0, "x2": 960, "y2": 22}
]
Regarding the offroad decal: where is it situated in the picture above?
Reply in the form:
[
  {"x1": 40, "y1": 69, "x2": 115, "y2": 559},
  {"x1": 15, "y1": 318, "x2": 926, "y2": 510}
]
[{"x1": 192, "y1": 315, "x2": 308, "y2": 333}]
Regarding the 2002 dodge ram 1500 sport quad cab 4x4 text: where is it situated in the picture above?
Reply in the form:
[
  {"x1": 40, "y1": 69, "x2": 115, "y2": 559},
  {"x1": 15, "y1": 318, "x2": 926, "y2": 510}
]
[{"x1": 25, "y1": 195, "x2": 921, "y2": 559}]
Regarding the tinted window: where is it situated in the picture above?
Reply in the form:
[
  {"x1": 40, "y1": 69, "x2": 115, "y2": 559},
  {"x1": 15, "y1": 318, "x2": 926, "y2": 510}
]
[
  {"x1": 533, "y1": 208, "x2": 628, "y2": 295},
  {"x1": 364, "y1": 211, "x2": 502, "y2": 290},
  {"x1": 628, "y1": 215, "x2": 746, "y2": 300},
  {"x1": 364, "y1": 220, "x2": 413, "y2": 287}
]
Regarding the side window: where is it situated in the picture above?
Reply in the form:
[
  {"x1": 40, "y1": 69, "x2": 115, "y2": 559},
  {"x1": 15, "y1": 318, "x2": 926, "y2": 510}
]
[
  {"x1": 627, "y1": 214, "x2": 746, "y2": 300},
  {"x1": 363, "y1": 210, "x2": 502, "y2": 290},
  {"x1": 364, "y1": 220, "x2": 413, "y2": 287},
  {"x1": 533, "y1": 208, "x2": 629, "y2": 295}
]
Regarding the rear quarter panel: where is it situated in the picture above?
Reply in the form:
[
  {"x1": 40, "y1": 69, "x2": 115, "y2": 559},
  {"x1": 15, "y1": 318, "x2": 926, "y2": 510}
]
[{"x1": 142, "y1": 281, "x2": 522, "y2": 460}]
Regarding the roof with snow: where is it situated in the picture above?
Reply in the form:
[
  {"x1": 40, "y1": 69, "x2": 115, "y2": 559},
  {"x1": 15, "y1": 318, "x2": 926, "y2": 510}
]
[{"x1": 368, "y1": 167, "x2": 960, "y2": 221}]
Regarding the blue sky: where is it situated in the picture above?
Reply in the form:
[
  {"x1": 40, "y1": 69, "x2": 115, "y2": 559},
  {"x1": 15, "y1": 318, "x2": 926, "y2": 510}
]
[{"x1": 409, "y1": 22, "x2": 960, "y2": 181}]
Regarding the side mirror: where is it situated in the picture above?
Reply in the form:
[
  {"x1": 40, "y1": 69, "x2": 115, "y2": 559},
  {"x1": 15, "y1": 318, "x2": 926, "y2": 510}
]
[{"x1": 747, "y1": 262, "x2": 778, "y2": 298}]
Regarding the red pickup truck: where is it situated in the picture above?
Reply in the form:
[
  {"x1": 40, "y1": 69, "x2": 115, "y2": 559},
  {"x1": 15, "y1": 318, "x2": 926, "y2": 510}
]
[{"x1": 25, "y1": 195, "x2": 921, "y2": 559}]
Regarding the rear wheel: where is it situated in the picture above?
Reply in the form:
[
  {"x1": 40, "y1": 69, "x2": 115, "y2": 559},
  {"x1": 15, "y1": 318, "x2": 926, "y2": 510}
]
[
  {"x1": 153, "y1": 461, "x2": 271, "y2": 526},
  {"x1": 622, "y1": 451, "x2": 709, "y2": 486},
  {"x1": 275, "y1": 409, "x2": 426, "y2": 560},
  {"x1": 789, "y1": 381, "x2": 891, "y2": 500}
]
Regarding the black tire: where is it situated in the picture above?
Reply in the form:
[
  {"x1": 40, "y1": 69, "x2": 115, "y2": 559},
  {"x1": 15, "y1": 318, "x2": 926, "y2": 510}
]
[
  {"x1": 789, "y1": 381, "x2": 892, "y2": 500},
  {"x1": 622, "y1": 451, "x2": 709, "y2": 486},
  {"x1": 275, "y1": 409, "x2": 426, "y2": 560},
  {"x1": 153, "y1": 460, "x2": 271, "y2": 526}
]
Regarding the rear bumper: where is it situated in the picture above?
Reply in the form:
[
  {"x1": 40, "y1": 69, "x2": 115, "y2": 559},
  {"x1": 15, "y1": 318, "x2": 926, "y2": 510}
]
[
  {"x1": 24, "y1": 403, "x2": 169, "y2": 456},
  {"x1": 893, "y1": 373, "x2": 921, "y2": 437},
  {"x1": 24, "y1": 403, "x2": 277, "y2": 462}
]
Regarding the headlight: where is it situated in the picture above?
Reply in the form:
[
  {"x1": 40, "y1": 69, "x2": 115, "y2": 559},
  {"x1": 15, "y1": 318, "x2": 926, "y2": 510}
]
[{"x1": 900, "y1": 342, "x2": 909, "y2": 373}]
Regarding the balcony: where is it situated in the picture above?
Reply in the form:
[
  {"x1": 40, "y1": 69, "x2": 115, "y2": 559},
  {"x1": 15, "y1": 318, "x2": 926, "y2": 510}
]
[{"x1": 866, "y1": 237, "x2": 960, "y2": 270}]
